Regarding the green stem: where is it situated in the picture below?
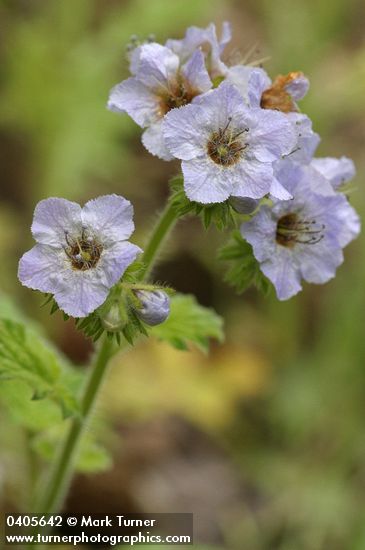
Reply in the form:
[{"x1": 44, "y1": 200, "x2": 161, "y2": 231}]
[
  {"x1": 34, "y1": 336, "x2": 115, "y2": 515},
  {"x1": 33, "y1": 194, "x2": 180, "y2": 522},
  {"x1": 138, "y1": 199, "x2": 179, "y2": 280}
]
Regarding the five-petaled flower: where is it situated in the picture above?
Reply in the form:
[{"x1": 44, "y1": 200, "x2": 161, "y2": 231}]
[
  {"x1": 163, "y1": 82, "x2": 297, "y2": 203},
  {"x1": 18, "y1": 195, "x2": 141, "y2": 318},
  {"x1": 107, "y1": 42, "x2": 213, "y2": 160},
  {"x1": 241, "y1": 160, "x2": 360, "y2": 300}
]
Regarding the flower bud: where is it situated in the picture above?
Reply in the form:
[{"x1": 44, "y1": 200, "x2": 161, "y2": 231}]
[
  {"x1": 134, "y1": 290, "x2": 170, "y2": 326},
  {"x1": 229, "y1": 196, "x2": 259, "y2": 214},
  {"x1": 100, "y1": 300, "x2": 128, "y2": 332}
]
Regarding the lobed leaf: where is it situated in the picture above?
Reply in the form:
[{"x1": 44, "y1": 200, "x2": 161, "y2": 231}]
[{"x1": 0, "y1": 318, "x2": 80, "y2": 418}]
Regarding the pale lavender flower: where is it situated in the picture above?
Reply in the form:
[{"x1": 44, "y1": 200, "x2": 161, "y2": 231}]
[
  {"x1": 311, "y1": 156, "x2": 356, "y2": 189},
  {"x1": 134, "y1": 290, "x2": 170, "y2": 326},
  {"x1": 165, "y1": 22, "x2": 232, "y2": 79},
  {"x1": 241, "y1": 161, "x2": 360, "y2": 300},
  {"x1": 163, "y1": 82, "x2": 297, "y2": 204},
  {"x1": 107, "y1": 43, "x2": 212, "y2": 160},
  {"x1": 18, "y1": 195, "x2": 141, "y2": 318}
]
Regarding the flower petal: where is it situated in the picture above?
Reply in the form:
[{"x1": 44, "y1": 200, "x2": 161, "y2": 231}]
[
  {"x1": 241, "y1": 207, "x2": 277, "y2": 262},
  {"x1": 286, "y1": 113, "x2": 320, "y2": 164},
  {"x1": 107, "y1": 77, "x2": 159, "y2": 127},
  {"x1": 297, "y1": 237, "x2": 343, "y2": 285},
  {"x1": 18, "y1": 244, "x2": 66, "y2": 294},
  {"x1": 270, "y1": 176, "x2": 293, "y2": 200},
  {"x1": 323, "y1": 194, "x2": 361, "y2": 248},
  {"x1": 137, "y1": 43, "x2": 180, "y2": 91},
  {"x1": 193, "y1": 82, "x2": 249, "y2": 129},
  {"x1": 182, "y1": 157, "x2": 234, "y2": 204},
  {"x1": 99, "y1": 241, "x2": 141, "y2": 287},
  {"x1": 310, "y1": 156, "x2": 356, "y2": 188},
  {"x1": 249, "y1": 109, "x2": 297, "y2": 162},
  {"x1": 181, "y1": 49, "x2": 212, "y2": 94},
  {"x1": 242, "y1": 207, "x2": 303, "y2": 300},
  {"x1": 142, "y1": 121, "x2": 174, "y2": 161},
  {"x1": 31, "y1": 198, "x2": 82, "y2": 247},
  {"x1": 54, "y1": 270, "x2": 110, "y2": 318},
  {"x1": 81, "y1": 194, "x2": 136, "y2": 244},
  {"x1": 233, "y1": 160, "x2": 273, "y2": 199},
  {"x1": 285, "y1": 73, "x2": 309, "y2": 101},
  {"x1": 260, "y1": 249, "x2": 302, "y2": 300},
  {"x1": 163, "y1": 102, "x2": 210, "y2": 160}
]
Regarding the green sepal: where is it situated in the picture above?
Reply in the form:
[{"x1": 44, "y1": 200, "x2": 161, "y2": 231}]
[
  {"x1": 169, "y1": 174, "x2": 235, "y2": 230},
  {"x1": 122, "y1": 308, "x2": 149, "y2": 346}
]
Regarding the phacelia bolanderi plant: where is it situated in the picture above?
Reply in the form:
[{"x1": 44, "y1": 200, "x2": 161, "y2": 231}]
[{"x1": 14, "y1": 20, "x2": 361, "y2": 522}]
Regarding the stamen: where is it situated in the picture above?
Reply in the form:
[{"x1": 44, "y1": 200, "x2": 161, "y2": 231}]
[
  {"x1": 221, "y1": 116, "x2": 232, "y2": 135},
  {"x1": 276, "y1": 213, "x2": 325, "y2": 247},
  {"x1": 231, "y1": 127, "x2": 249, "y2": 140},
  {"x1": 207, "y1": 120, "x2": 248, "y2": 166},
  {"x1": 63, "y1": 231, "x2": 103, "y2": 271}
]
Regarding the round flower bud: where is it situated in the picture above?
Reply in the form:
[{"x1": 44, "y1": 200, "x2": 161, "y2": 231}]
[
  {"x1": 134, "y1": 290, "x2": 170, "y2": 326},
  {"x1": 229, "y1": 196, "x2": 259, "y2": 214},
  {"x1": 100, "y1": 300, "x2": 128, "y2": 332}
]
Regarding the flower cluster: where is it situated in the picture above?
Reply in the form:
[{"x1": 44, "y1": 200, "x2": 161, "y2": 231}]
[
  {"x1": 18, "y1": 22, "x2": 361, "y2": 325},
  {"x1": 108, "y1": 22, "x2": 360, "y2": 300}
]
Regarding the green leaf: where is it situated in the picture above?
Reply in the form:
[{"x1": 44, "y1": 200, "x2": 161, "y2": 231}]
[
  {"x1": 32, "y1": 427, "x2": 113, "y2": 474},
  {"x1": 218, "y1": 231, "x2": 272, "y2": 295},
  {"x1": 151, "y1": 294, "x2": 224, "y2": 353},
  {"x1": 0, "y1": 318, "x2": 80, "y2": 418}
]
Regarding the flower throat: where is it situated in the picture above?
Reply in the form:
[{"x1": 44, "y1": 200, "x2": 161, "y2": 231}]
[
  {"x1": 276, "y1": 213, "x2": 325, "y2": 247},
  {"x1": 207, "y1": 117, "x2": 248, "y2": 166},
  {"x1": 64, "y1": 229, "x2": 103, "y2": 271}
]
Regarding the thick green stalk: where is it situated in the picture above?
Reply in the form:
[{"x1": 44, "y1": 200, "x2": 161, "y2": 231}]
[
  {"x1": 34, "y1": 335, "x2": 115, "y2": 515},
  {"x1": 33, "y1": 195, "x2": 181, "y2": 524}
]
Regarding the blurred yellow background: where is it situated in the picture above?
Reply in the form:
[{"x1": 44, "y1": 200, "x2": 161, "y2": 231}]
[{"x1": 1, "y1": 1, "x2": 365, "y2": 548}]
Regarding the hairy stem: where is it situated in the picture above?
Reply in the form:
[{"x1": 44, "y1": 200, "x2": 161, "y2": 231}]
[
  {"x1": 138, "y1": 199, "x2": 179, "y2": 280},
  {"x1": 34, "y1": 335, "x2": 116, "y2": 516}
]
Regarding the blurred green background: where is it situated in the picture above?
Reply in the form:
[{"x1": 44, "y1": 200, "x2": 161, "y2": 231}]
[{"x1": 1, "y1": 0, "x2": 365, "y2": 549}]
